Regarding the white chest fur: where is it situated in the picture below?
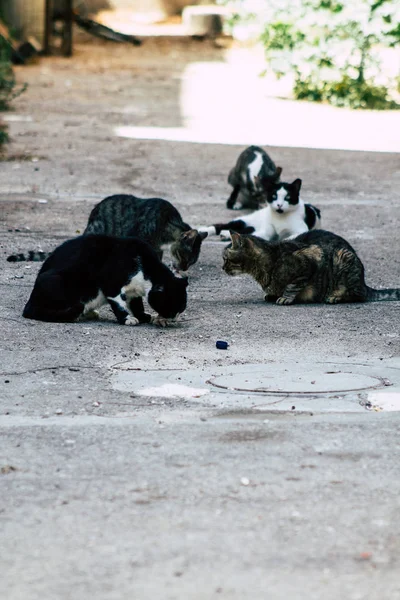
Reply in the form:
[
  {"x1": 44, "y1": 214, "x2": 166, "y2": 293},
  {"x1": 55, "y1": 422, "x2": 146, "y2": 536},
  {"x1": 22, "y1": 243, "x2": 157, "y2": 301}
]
[
  {"x1": 269, "y1": 201, "x2": 308, "y2": 238},
  {"x1": 233, "y1": 200, "x2": 308, "y2": 241}
]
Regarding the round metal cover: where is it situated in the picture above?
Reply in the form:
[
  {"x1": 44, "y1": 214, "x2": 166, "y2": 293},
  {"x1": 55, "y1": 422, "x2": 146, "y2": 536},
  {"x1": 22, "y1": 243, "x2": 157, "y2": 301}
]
[{"x1": 206, "y1": 367, "x2": 387, "y2": 395}]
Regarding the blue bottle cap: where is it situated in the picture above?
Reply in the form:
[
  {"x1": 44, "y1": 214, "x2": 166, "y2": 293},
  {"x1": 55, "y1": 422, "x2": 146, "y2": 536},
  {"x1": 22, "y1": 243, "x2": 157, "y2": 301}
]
[{"x1": 216, "y1": 340, "x2": 229, "y2": 350}]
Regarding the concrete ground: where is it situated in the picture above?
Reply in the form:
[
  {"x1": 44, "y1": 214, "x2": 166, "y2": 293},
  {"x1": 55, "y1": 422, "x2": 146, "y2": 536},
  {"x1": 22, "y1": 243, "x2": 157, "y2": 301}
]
[{"x1": 1, "y1": 35, "x2": 400, "y2": 600}]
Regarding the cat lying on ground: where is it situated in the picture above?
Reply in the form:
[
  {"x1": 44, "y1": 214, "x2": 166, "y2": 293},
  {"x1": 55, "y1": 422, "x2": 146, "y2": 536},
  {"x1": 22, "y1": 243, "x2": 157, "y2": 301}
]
[
  {"x1": 8, "y1": 194, "x2": 207, "y2": 273},
  {"x1": 222, "y1": 229, "x2": 400, "y2": 305},
  {"x1": 23, "y1": 234, "x2": 188, "y2": 325},
  {"x1": 200, "y1": 178, "x2": 321, "y2": 242}
]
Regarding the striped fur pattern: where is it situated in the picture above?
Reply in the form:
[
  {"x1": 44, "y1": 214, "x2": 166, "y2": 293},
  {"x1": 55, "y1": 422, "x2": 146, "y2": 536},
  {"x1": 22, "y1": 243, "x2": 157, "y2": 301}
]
[
  {"x1": 222, "y1": 229, "x2": 400, "y2": 305},
  {"x1": 7, "y1": 195, "x2": 207, "y2": 272},
  {"x1": 7, "y1": 250, "x2": 50, "y2": 263}
]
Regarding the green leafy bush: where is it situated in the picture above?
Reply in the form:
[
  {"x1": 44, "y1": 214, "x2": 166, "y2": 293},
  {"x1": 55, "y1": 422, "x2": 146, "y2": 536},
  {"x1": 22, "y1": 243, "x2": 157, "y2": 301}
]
[
  {"x1": 221, "y1": 0, "x2": 400, "y2": 109},
  {"x1": 261, "y1": 0, "x2": 400, "y2": 109},
  {"x1": 0, "y1": 41, "x2": 27, "y2": 111},
  {"x1": 0, "y1": 119, "x2": 8, "y2": 147},
  {"x1": 0, "y1": 28, "x2": 27, "y2": 150}
]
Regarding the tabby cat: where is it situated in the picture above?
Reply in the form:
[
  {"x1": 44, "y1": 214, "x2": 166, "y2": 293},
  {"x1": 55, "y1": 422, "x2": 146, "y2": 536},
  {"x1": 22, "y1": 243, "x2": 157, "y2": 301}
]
[
  {"x1": 200, "y1": 178, "x2": 321, "y2": 242},
  {"x1": 226, "y1": 145, "x2": 282, "y2": 210},
  {"x1": 23, "y1": 234, "x2": 188, "y2": 325},
  {"x1": 8, "y1": 194, "x2": 207, "y2": 272},
  {"x1": 222, "y1": 230, "x2": 400, "y2": 304}
]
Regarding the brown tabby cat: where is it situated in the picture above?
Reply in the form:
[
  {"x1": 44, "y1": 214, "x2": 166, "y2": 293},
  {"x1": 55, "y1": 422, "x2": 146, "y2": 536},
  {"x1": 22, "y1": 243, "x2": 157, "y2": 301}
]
[{"x1": 222, "y1": 230, "x2": 400, "y2": 304}]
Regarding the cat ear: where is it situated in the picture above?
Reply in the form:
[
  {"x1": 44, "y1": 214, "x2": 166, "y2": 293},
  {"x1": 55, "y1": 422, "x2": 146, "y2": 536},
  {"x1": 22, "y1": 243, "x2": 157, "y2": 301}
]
[
  {"x1": 230, "y1": 231, "x2": 242, "y2": 247},
  {"x1": 181, "y1": 230, "x2": 198, "y2": 244},
  {"x1": 275, "y1": 166, "x2": 282, "y2": 180},
  {"x1": 292, "y1": 178, "x2": 302, "y2": 192}
]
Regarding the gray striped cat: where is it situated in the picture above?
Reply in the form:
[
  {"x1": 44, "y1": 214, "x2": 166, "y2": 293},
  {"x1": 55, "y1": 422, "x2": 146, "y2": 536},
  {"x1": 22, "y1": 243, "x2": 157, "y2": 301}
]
[{"x1": 7, "y1": 194, "x2": 207, "y2": 272}]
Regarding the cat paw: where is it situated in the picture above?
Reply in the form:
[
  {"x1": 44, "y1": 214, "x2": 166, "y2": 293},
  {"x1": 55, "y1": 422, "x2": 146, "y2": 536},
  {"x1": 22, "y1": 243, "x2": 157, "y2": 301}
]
[
  {"x1": 264, "y1": 294, "x2": 277, "y2": 303},
  {"x1": 220, "y1": 230, "x2": 231, "y2": 241},
  {"x1": 227, "y1": 200, "x2": 243, "y2": 210},
  {"x1": 151, "y1": 315, "x2": 170, "y2": 327},
  {"x1": 276, "y1": 297, "x2": 294, "y2": 305},
  {"x1": 124, "y1": 315, "x2": 140, "y2": 326},
  {"x1": 325, "y1": 296, "x2": 341, "y2": 304},
  {"x1": 198, "y1": 226, "x2": 215, "y2": 236}
]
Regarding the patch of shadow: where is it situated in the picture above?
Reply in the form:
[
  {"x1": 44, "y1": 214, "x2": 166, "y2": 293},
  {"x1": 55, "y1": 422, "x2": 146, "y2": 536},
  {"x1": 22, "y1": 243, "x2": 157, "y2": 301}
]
[
  {"x1": 1, "y1": 153, "x2": 47, "y2": 162},
  {"x1": 219, "y1": 429, "x2": 283, "y2": 443},
  {"x1": 215, "y1": 409, "x2": 312, "y2": 420},
  {"x1": 322, "y1": 452, "x2": 381, "y2": 462},
  {"x1": 114, "y1": 170, "x2": 141, "y2": 189}
]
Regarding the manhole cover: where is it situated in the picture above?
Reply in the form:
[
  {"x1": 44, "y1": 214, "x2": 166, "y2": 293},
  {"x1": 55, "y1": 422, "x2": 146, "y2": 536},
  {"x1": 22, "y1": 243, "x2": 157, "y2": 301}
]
[{"x1": 206, "y1": 368, "x2": 387, "y2": 395}]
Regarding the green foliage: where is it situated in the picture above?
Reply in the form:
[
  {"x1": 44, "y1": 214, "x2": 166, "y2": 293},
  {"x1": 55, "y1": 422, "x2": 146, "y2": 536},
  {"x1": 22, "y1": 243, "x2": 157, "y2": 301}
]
[
  {"x1": 256, "y1": 0, "x2": 400, "y2": 109},
  {"x1": 261, "y1": 22, "x2": 306, "y2": 52},
  {"x1": 294, "y1": 75, "x2": 399, "y2": 109},
  {"x1": 0, "y1": 119, "x2": 8, "y2": 148},
  {"x1": 0, "y1": 35, "x2": 27, "y2": 112}
]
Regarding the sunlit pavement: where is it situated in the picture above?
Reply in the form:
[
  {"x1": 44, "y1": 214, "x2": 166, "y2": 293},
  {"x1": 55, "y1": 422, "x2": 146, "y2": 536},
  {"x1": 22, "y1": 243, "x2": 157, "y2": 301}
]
[{"x1": 116, "y1": 50, "x2": 400, "y2": 152}]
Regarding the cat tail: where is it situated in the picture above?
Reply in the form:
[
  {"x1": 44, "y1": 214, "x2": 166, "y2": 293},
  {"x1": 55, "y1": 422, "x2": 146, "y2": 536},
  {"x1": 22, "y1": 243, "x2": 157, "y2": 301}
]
[
  {"x1": 366, "y1": 287, "x2": 400, "y2": 302},
  {"x1": 23, "y1": 301, "x2": 84, "y2": 322},
  {"x1": 7, "y1": 250, "x2": 50, "y2": 263}
]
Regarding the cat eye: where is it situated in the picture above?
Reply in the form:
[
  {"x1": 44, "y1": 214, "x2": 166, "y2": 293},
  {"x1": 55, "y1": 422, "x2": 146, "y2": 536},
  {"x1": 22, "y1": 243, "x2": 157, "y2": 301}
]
[{"x1": 272, "y1": 193, "x2": 277, "y2": 199}]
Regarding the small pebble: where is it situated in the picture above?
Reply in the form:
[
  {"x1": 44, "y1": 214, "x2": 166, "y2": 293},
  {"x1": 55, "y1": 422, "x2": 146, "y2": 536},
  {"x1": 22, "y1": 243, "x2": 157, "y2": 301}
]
[
  {"x1": 92, "y1": 401, "x2": 100, "y2": 407},
  {"x1": 55, "y1": 409, "x2": 63, "y2": 415},
  {"x1": 240, "y1": 477, "x2": 250, "y2": 486}
]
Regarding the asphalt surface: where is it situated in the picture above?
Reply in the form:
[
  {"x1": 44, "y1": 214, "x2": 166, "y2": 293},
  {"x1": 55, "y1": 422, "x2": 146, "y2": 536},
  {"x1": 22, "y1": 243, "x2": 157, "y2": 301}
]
[{"x1": 1, "y1": 36, "x2": 400, "y2": 600}]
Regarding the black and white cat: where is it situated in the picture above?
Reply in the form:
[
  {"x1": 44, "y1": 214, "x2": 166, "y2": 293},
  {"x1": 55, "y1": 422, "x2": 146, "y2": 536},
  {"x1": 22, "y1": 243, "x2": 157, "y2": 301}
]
[
  {"x1": 226, "y1": 145, "x2": 282, "y2": 210},
  {"x1": 23, "y1": 234, "x2": 188, "y2": 325},
  {"x1": 200, "y1": 179, "x2": 321, "y2": 241}
]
